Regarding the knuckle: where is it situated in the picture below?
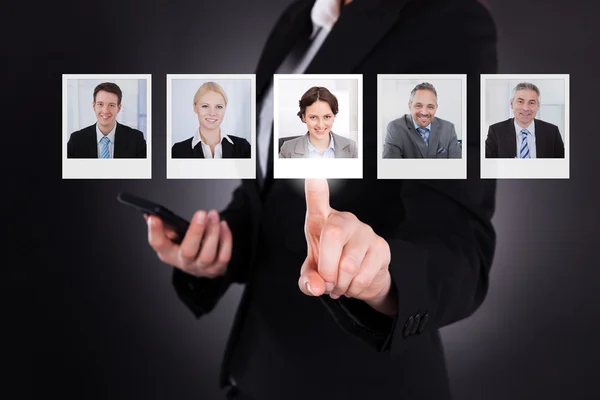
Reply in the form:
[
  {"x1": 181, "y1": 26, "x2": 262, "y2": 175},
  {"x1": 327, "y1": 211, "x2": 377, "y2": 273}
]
[
  {"x1": 217, "y1": 252, "x2": 231, "y2": 265},
  {"x1": 198, "y1": 252, "x2": 216, "y2": 265},
  {"x1": 322, "y1": 223, "x2": 345, "y2": 243},
  {"x1": 339, "y1": 256, "x2": 360, "y2": 276},
  {"x1": 179, "y1": 247, "x2": 197, "y2": 261},
  {"x1": 352, "y1": 274, "x2": 372, "y2": 289}
]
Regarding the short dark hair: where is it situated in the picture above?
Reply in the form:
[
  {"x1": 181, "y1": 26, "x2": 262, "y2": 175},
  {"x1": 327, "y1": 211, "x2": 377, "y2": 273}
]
[
  {"x1": 297, "y1": 86, "x2": 339, "y2": 121},
  {"x1": 93, "y1": 82, "x2": 123, "y2": 105}
]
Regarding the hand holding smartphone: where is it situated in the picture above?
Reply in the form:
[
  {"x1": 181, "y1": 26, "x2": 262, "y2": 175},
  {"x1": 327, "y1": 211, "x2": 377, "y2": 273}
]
[
  {"x1": 117, "y1": 192, "x2": 189, "y2": 244},
  {"x1": 117, "y1": 191, "x2": 232, "y2": 278}
]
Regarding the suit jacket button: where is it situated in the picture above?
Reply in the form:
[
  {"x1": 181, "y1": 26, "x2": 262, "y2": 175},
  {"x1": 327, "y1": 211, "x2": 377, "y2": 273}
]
[
  {"x1": 417, "y1": 313, "x2": 429, "y2": 333},
  {"x1": 410, "y1": 314, "x2": 421, "y2": 336},
  {"x1": 403, "y1": 316, "x2": 414, "y2": 338}
]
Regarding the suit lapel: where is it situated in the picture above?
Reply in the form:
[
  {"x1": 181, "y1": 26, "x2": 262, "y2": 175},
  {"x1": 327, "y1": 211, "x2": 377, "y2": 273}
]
[
  {"x1": 113, "y1": 123, "x2": 125, "y2": 158},
  {"x1": 192, "y1": 142, "x2": 205, "y2": 159},
  {"x1": 427, "y1": 118, "x2": 441, "y2": 157},
  {"x1": 533, "y1": 119, "x2": 545, "y2": 157},
  {"x1": 507, "y1": 118, "x2": 517, "y2": 157},
  {"x1": 256, "y1": 0, "x2": 314, "y2": 101},
  {"x1": 404, "y1": 115, "x2": 426, "y2": 158},
  {"x1": 294, "y1": 134, "x2": 308, "y2": 157},
  {"x1": 304, "y1": 0, "x2": 409, "y2": 74},
  {"x1": 84, "y1": 125, "x2": 98, "y2": 158},
  {"x1": 222, "y1": 139, "x2": 234, "y2": 158}
]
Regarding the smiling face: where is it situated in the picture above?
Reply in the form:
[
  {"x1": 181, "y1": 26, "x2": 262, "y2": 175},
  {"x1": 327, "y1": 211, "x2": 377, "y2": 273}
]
[
  {"x1": 408, "y1": 89, "x2": 437, "y2": 128},
  {"x1": 194, "y1": 90, "x2": 226, "y2": 131},
  {"x1": 302, "y1": 100, "x2": 336, "y2": 141},
  {"x1": 93, "y1": 90, "x2": 121, "y2": 131},
  {"x1": 511, "y1": 89, "x2": 539, "y2": 128}
]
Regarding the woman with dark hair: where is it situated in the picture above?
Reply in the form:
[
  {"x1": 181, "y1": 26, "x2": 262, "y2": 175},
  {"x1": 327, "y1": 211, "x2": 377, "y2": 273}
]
[{"x1": 279, "y1": 86, "x2": 358, "y2": 158}]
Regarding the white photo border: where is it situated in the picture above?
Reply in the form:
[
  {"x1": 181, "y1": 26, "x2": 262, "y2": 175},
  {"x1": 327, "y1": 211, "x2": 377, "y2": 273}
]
[{"x1": 62, "y1": 74, "x2": 152, "y2": 179}]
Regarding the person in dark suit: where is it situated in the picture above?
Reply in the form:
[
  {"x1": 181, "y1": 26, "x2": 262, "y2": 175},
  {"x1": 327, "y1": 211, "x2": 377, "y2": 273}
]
[
  {"x1": 144, "y1": 0, "x2": 497, "y2": 399},
  {"x1": 485, "y1": 82, "x2": 565, "y2": 158},
  {"x1": 171, "y1": 81, "x2": 251, "y2": 159},
  {"x1": 383, "y1": 82, "x2": 462, "y2": 158},
  {"x1": 67, "y1": 82, "x2": 146, "y2": 158},
  {"x1": 279, "y1": 86, "x2": 358, "y2": 158}
]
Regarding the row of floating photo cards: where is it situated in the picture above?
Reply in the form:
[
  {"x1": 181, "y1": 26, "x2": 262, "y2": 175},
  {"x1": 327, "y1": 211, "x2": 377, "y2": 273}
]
[{"x1": 62, "y1": 73, "x2": 569, "y2": 180}]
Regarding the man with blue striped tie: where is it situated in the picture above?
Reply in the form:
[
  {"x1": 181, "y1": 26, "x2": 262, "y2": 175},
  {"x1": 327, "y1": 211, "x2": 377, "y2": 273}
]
[
  {"x1": 67, "y1": 82, "x2": 147, "y2": 159},
  {"x1": 485, "y1": 82, "x2": 565, "y2": 158}
]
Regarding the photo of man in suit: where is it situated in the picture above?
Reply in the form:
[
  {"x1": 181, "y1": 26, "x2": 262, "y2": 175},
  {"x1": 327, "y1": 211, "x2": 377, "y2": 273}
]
[
  {"x1": 67, "y1": 82, "x2": 147, "y2": 158},
  {"x1": 485, "y1": 82, "x2": 565, "y2": 158},
  {"x1": 383, "y1": 82, "x2": 462, "y2": 159}
]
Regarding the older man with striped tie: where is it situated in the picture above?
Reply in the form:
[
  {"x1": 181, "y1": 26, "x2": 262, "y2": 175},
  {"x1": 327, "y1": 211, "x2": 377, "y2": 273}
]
[{"x1": 485, "y1": 82, "x2": 565, "y2": 158}]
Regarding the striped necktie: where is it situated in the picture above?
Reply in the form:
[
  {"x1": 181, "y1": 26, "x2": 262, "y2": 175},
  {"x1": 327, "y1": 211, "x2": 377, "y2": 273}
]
[
  {"x1": 417, "y1": 127, "x2": 429, "y2": 146},
  {"x1": 100, "y1": 136, "x2": 111, "y2": 158},
  {"x1": 520, "y1": 129, "x2": 530, "y2": 159}
]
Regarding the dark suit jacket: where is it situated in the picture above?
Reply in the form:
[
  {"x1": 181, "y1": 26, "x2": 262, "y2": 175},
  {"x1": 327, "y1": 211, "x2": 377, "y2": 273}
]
[
  {"x1": 383, "y1": 114, "x2": 462, "y2": 158},
  {"x1": 485, "y1": 118, "x2": 565, "y2": 158},
  {"x1": 67, "y1": 123, "x2": 146, "y2": 158},
  {"x1": 171, "y1": 135, "x2": 251, "y2": 158},
  {"x1": 170, "y1": 1, "x2": 497, "y2": 399}
]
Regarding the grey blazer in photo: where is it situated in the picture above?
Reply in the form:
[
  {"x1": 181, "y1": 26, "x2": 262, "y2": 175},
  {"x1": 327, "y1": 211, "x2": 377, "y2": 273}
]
[
  {"x1": 279, "y1": 131, "x2": 358, "y2": 158},
  {"x1": 382, "y1": 114, "x2": 462, "y2": 159}
]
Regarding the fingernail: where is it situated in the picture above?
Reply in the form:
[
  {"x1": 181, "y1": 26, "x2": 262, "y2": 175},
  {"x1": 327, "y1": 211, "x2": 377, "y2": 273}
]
[
  {"x1": 330, "y1": 293, "x2": 340, "y2": 300},
  {"x1": 147, "y1": 216, "x2": 154, "y2": 226},
  {"x1": 209, "y1": 211, "x2": 219, "y2": 223},
  {"x1": 306, "y1": 282, "x2": 315, "y2": 296},
  {"x1": 196, "y1": 212, "x2": 205, "y2": 224},
  {"x1": 325, "y1": 282, "x2": 335, "y2": 292}
]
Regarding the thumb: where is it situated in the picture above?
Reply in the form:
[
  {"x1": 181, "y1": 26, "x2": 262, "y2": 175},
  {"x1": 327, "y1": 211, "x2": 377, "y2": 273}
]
[
  {"x1": 298, "y1": 253, "x2": 327, "y2": 297},
  {"x1": 305, "y1": 178, "x2": 331, "y2": 218}
]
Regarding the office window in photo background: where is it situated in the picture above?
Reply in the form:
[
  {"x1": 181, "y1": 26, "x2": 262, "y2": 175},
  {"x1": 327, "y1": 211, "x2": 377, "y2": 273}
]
[{"x1": 66, "y1": 79, "x2": 147, "y2": 139}]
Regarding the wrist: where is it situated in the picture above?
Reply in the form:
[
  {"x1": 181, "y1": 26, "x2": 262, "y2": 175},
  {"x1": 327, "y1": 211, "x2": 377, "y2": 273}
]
[{"x1": 364, "y1": 273, "x2": 398, "y2": 317}]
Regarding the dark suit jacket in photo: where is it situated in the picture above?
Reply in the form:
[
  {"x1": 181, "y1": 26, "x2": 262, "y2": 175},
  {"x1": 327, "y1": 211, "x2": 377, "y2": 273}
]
[
  {"x1": 67, "y1": 122, "x2": 146, "y2": 158},
  {"x1": 383, "y1": 114, "x2": 462, "y2": 158},
  {"x1": 485, "y1": 118, "x2": 565, "y2": 158},
  {"x1": 168, "y1": 1, "x2": 498, "y2": 399},
  {"x1": 171, "y1": 135, "x2": 251, "y2": 159}
]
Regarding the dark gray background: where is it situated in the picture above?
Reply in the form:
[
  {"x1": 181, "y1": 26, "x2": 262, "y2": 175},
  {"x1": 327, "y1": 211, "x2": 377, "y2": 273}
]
[{"x1": 17, "y1": 0, "x2": 600, "y2": 398}]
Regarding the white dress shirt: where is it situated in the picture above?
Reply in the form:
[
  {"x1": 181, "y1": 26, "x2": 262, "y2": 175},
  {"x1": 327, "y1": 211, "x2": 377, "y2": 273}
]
[
  {"x1": 514, "y1": 120, "x2": 537, "y2": 158},
  {"x1": 258, "y1": 0, "x2": 342, "y2": 177},
  {"x1": 191, "y1": 128, "x2": 234, "y2": 159},
  {"x1": 96, "y1": 122, "x2": 117, "y2": 158},
  {"x1": 307, "y1": 132, "x2": 336, "y2": 158}
]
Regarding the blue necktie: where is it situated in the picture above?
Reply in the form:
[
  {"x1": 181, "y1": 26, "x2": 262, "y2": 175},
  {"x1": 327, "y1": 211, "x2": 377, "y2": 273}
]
[
  {"x1": 417, "y1": 127, "x2": 429, "y2": 146},
  {"x1": 520, "y1": 129, "x2": 530, "y2": 159},
  {"x1": 100, "y1": 136, "x2": 111, "y2": 159}
]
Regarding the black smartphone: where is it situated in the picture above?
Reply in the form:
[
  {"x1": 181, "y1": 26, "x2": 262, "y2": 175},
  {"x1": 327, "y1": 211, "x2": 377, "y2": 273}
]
[{"x1": 117, "y1": 192, "x2": 189, "y2": 244}]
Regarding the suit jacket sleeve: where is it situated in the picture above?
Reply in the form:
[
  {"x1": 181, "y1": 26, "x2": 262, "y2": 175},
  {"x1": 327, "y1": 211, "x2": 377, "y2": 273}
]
[
  {"x1": 382, "y1": 121, "x2": 403, "y2": 158},
  {"x1": 448, "y1": 124, "x2": 462, "y2": 158},
  {"x1": 67, "y1": 135, "x2": 75, "y2": 158},
  {"x1": 136, "y1": 131, "x2": 147, "y2": 158},
  {"x1": 171, "y1": 183, "x2": 253, "y2": 318},
  {"x1": 554, "y1": 127, "x2": 565, "y2": 158},
  {"x1": 485, "y1": 125, "x2": 498, "y2": 158}
]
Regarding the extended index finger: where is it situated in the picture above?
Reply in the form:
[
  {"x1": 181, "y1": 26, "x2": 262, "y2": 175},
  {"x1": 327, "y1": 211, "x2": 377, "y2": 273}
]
[{"x1": 305, "y1": 178, "x2": 331, "y2": 218}]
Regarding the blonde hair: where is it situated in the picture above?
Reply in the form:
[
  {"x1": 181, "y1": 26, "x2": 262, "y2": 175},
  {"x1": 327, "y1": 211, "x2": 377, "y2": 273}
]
[{"x1": 193, "y1": 82, "x2": 228, "y2": 106}]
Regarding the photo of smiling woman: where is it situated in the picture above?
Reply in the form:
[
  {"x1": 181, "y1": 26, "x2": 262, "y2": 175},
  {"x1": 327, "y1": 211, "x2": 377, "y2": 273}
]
[
  {"x1": 171, "y1": 82, "x2": 251, "y2": 159},
  {"x1": 279, "y1": 86, "x2": 358, "y2": 158}
]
